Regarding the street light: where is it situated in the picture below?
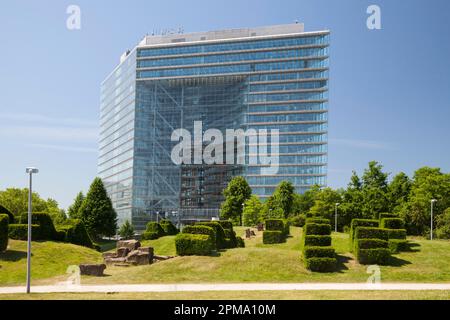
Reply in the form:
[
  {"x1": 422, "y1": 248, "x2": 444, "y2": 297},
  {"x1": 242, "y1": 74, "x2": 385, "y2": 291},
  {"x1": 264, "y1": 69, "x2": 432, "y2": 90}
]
[
  {"x1": 25, "y1": 167, "x2": 38, "y2": 294},
  {"x1": 335, "y1": 203, "x2": 340, "y2": 233},
  {"x1": 241, "y1": 203, "x2": 245, "y2": 226},
  {"x1": 431, "y1": 199, "x2": 437, "y2": 240}
]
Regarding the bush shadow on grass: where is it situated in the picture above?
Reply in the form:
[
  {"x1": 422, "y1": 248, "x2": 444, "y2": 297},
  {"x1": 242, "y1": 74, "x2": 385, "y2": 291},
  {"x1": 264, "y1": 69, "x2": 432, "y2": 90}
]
[
  {"x1": 0, "y1": 250, "x2": 29, "y2": 262},
  {"x1": 388, "y1": 255, "x2": 412, "y2": 267},
  {"x1": 335, "y1": 254, "x2": 351, "y2": 273},
  {"x1": 403, "y1": 242, "x2": 421, "y2": 253}
]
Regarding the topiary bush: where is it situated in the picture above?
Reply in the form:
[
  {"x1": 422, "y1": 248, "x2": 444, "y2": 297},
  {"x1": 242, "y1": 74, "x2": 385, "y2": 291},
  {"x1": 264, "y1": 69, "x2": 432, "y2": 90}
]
[
  {"x1": 19, "y1": 212, "x2": 57, "y2": 240},
  {"x1": 223, "y1": 229, "x2": 238, "y2": 248},
  {"x1": 175, "y1": 233, "x2": 214, "y2": 256},
  {"x1": 183, "y1": 225, "x2": 216, "y2": 249},
  {"x1": 304, "y1": 257, "x2": 337, "y2": 272},
  {"x1": 387, "y1": 229, "x2": 407, "y2": 240},
  {"x1": 388, "y1": 239, "x2": 408, "y2": 253},
  {"x1": 160, "y1": 219, "x2": 179, "y2": 235},
  {"x1": 197, "y1": 221, "x2": 226, "y2": 249},
  {"x1": 303, "y1": 246, "x2": 335, "y2": 259},
  {"x1": 8, "y1": 224, "x2": 41, "y2": 240},
  {"x1": 0, "y1": 205, "x2": 14, "y2": 224},
  {"x1": 304, "y1": 223, "x2": 331, "y2": 236},
  {"x1": 56, "y1": 219, "x2": 94, "y2": 248},
  {"x1": 0, "y1": 214, "x2": 9, "y2": 252},
  {"x1": 356, "y1": 248, "x2": 391, "y2": 265},
  {"x1": 305, "y1": 218, "x2": 331, "y2": 225},
  {"x1": 380, "y1": 218, "x2": 405, "y2": 230},
  {"x1": 217, "y1": 220, "x2": 233, "y2": 231},
  {"x1": 354, "y1": 227, "x2": 389, "y2": 241},
  {"x1": 263, "y1": 230, "x2": 285, "y2": 244},
  {"x1": 304, "y1": 235, "x2": 332, "y2": 247},
  {"x1": 349, "y1": 219, "x2": 380, "y2": 245},
  {"x1": 354, "y1": 239, "x2": 388, "y2": 251},
  {"x1": 236, "y1": 236, "x2": 245, "y2": 248},
  {"x1": 142, "y1": 222, "x2": 166, "y2": 240},
  {"x1": 289, "y1": 214, "x2": 306, "y2": 227},
  {"x1": 265, "y1": 219, "x2": 285, "y2": 231},
  {"x1": 379, "y1": 213, "x2": 397, "y2": 220}
]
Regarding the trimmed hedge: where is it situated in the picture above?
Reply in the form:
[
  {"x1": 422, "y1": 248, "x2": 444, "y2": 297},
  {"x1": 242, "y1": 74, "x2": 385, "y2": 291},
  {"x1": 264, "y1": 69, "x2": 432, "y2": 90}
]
[
  {"x1": 388, "y1": 239, "x2": 408, "y2": 253},
  {"x1": 19, "y1": 212, "x2": 57, "y2": 240},
  {"x1": 380, "y1": 218, "x2": 405, "y2": 230},
  {"x1": 0, "y1": 205, "x2": 14, "y2": 223},
  {"x1": 0, "y1": 214, "x2": 8, "y2": 252},
  {"x1": 304, "y1": 223, "x2": 331, "y2": 236},
  {"x1": 265, "y1": 219, "x2": 285, "y2": 231},
  {"x1": 236, "y1": 236, "x2": 245, "y2": 248},
  {"x1": 304, "y1": 257, "x2": 337, "y2": 272},
  {"x1": 305, "y1": 218, "x2": 331, "y2": 225},
  {"x1": 175, "y1": 233, "x2": 214, "y2": 256},
  {"x1": 56, "y1": 219, "x2": 94, "y2": 248},
  {"x1": 349, "y1": 219, "x2": 379, "y2": 245},
  {"x1": 8, "y1": 224, "x2": 41, "y2": 240},
  {"x1": 142, "y1": 222, "x2": 165, "y2": 240},
  {"x1": 354, "y1": 227, "x2": 389, "y2": 241},
  {"x1": 304, "y1": 235, "x2": 332, "y2": 247},
  {"x1": 217, "y1": 220, "x2": 233, "y2": 231},
  {"x1": 263, "y1": 230, "x2": 285, "y2": 244},
  {"x1": 160, "y1": 219, "x2": 179, "y2": 235},
  {"x1": 387, "y1": 229, "x2": 407, "y2": 240},
  {"x1": 183, "y1": 225, "x2": 216, "y2": 249},
  {"x1": 355, "y1": 239, "x2": 388, "y2": 251},
  {"x1": 224, "y1": 229, "x2": 238, "y2": 248},
  {"x1": 379, "y1": 213, "x2": 397, "y2": 220},
  {"x1": 303, "y1": 246, "x2": 335, "y2": 259},
  {"x1": 197, "y1": 222, "x2": 226, "y2": 249},
  {"x1": 356, "y1": 248, "x2": 391, "y2": 265}
]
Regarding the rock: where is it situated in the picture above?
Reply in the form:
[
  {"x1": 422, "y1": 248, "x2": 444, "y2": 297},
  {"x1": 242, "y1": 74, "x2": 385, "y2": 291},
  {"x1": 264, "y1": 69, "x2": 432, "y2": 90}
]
[
  {"x1": 245, "y1": 229, "x2": 251, "y2": 238},
  {"x1": 117, "y1": 240, "x2": 141, "y2": 251},
  {"x1": 117, "y1": 247, "x2": 130, "y2": 257},
  {"x1": 126, "y1": 250, "x2": 152, "y2": 265},
  {"x1": 257, "y1": 223, "x2": 264, "y2": 231},
  {"x1": 154, "y1": 255, "x2": 174, "y2": 261},
  {"x1": 102, "y1": 252, "x2": 116, "y2": 259},
  {"x1": 79, "y1": 264, "x2": 106, "y2": 276},
  {"x1": 104, "y1": 257, "x2": 127, "y2": 265}
]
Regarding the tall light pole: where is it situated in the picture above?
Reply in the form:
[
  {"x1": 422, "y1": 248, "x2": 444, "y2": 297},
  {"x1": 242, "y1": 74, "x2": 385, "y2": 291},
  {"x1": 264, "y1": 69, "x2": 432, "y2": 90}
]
[
  {"x1": 25, "y1": 167, "x2": 38, "y2": 294},
  {"x1": 431, "y1": 199, "x2": 437, "y2": 240},
  {"x1": 241, "y1": 203, "x2": 245, "y2": 226},
  {"x1": 334, "y1": 203, "x2": 340, "y2": 233}
]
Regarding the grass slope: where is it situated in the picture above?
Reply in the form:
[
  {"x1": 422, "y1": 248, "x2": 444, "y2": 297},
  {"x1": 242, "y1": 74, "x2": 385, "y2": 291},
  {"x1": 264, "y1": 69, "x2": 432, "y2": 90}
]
[{"x1": 0, "y1": 240, "x2": 102, "y2": 286}]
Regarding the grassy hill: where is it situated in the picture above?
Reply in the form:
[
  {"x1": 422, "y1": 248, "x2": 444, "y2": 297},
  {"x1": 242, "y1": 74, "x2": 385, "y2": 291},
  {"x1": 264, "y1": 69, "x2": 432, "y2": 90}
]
[
  {"x1": 0, "y1": 240, "x2": 102, "y2": 286},
  {"x1": 2, "y1": 227, "x2": 450, "y2": 287}
]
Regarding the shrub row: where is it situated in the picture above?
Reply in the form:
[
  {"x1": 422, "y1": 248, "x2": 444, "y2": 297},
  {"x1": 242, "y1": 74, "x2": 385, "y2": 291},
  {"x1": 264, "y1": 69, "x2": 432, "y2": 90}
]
[
  {"x1": 349, "y1": 219, "x2": 379, "y2": 248},
  {"x1": 357, "y1": 248, "x2": 391, "y2": 265},
  {"x1": 353, "y1": 224, "x2": 391, "y2": 265},
  {"x1": 304, "y1": 235, "x2": 332, "y2": 247},
  {"x1": 303, "y1": 246, "x2": 335, "y2": 259},
  {"x1": 302, "y1": 220, "x2": 336, "y2": 272},
  {"x1": 304, "y1": 223, "x2": 331, "y2": 236},
  {"x1": 263, "y1": 230, "x2": 285, "y2": 244},
  {"x1": 380, "y1": 218, "x2": 405, "y2": 230},
  {"x1": 8, "y1": 224, "x2": 41, "y2": 240},
  {"x1": 305, "y1": 218, "x2": 330, "y2": 225},
  {"x1": 263, "y1": 219, "x2": 289, "y2": 244},
  {"x1": 197, "y1": 221, "x2": 227, "y2": 249},
  {"x1": 182, "y1": 225, "x2": 216, "y2": 247},
  {"x1": 0, "y1": 214, "x2": 8, "y2": 252},
  {"x1": 160, "y1": 219, "x2": 179, "y2": 235},
  {"x1": 19, "y1": 212, "x2": 58, "y2": 240},
  {"x1": 56, "y1": 219, "x2": 94, "y2": 248},
  {"x1": 142, "y1": 222, "x2": 166, "y2": 240},
  {"x1": 304, "y1": 257, "x2": 337, "y2": 272}
]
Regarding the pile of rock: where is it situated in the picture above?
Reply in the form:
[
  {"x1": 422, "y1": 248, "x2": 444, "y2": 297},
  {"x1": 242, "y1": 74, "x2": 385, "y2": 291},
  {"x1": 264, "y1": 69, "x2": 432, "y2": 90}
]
[{"x1": 103, "y1": 240, "x2": 154, "y2": 266}]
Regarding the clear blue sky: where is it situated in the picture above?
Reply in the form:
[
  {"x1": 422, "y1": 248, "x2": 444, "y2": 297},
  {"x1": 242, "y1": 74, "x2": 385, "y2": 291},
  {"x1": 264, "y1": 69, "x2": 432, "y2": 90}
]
[{"x1": 1, "y1": 0, "x2": 449, "y2": 209}]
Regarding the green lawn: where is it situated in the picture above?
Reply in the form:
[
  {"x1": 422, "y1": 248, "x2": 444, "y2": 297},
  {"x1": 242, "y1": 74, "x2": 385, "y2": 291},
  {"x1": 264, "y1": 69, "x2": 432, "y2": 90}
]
[
  {"x1": 0, "y1": 240, "x2": 103, "y2": 286},
  {"x1": 2, "y1": 227, "x2": 450, "y2": 287},
  {"x1": 2, "y1": 290, "x2": 450, "y2": 300}
]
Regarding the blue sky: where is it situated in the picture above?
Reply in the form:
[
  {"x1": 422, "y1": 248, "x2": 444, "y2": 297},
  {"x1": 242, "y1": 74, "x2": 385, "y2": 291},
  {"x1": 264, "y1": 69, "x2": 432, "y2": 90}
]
[{"x1": 0, "y1": 0, "x2": 449, "y2": 209}]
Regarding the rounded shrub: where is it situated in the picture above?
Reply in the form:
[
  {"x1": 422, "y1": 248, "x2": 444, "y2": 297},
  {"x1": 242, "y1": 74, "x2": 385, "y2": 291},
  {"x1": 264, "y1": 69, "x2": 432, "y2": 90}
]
[
  {"x1": 304, "y1": 223, "x2": 331, "y2": 236},
  {"x1": 183, "y1": 225, "x2": 216, "y2": 248},
  {"x1": 305, "y1": 257, "x2": 337, "y2": 272},
  {"x1": 289, "y1": 214, "x2": 306, "y2": 227},
  {"x1": 0, "y1": 205, "x2": 14, "y2": 224},
  {"x1": 0, "y1": 214, "x2": 9, "y2": 252},
  {"x1": 175, "y1": 233, "x2": 214, "y2": 256},
  {"x1": 142, "y1": 222, "x2": 166, "y2": 240},
  {"x1": 380, "y1": 218, "x2": 405, "y2": 230},
  {"x1": 197, "y1": 222, "x2": 226, "y2": 249},
  {"x1": 160, "y1": 219, "x2": 179, "y2": 235},
  {"x1": 263, "y1": 230, "x2": 285, "y2": 244}
]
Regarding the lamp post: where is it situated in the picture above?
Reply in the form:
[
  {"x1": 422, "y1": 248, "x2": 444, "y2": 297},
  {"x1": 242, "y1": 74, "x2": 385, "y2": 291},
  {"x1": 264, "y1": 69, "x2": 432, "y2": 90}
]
[
  {"x1": 334, "y1": 203, "x2": 340, "y2": 233},
  {"x1": 430, "y1": 199, "x2": 437, "y2": 240},
  {"x1": 241, "y1": 203, "x2": 245, "y2": 226},
  {"x1": 25, "y1": 167, "x2": 38, "y2": 294}
]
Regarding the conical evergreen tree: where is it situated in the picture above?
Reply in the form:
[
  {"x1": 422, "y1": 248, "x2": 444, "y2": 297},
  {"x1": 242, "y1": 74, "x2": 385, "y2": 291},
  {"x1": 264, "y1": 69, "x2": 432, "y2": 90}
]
[
  {"x1": 67, "y1": 191, "x2": 85, "y2": 219},
  {"x1": 78, "y1": 178, "x2": 117, "y2": 238}
]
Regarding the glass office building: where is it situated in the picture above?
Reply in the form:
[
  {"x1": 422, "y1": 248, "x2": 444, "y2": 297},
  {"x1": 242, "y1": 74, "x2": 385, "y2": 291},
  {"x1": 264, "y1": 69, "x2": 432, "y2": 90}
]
[{"x1": 99, "y1": 24, "x2": 330, "y2": 230}]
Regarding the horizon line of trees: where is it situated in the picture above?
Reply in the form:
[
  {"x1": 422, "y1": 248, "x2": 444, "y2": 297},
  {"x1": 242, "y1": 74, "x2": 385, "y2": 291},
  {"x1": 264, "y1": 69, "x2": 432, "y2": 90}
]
[{"x1": 220, "y1": 161, "x2": 450, "y2": 239}]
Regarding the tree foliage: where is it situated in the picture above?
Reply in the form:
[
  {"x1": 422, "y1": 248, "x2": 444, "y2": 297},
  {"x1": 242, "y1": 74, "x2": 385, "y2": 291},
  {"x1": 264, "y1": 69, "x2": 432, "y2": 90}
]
[
  {"x1": 119, "y1": 220, "x2": 135, "y2": 240},
  {"x1": 242, "y1": 195, "x2": 263, "y2": 226},
  {"x1": 220, "y1": 176, "x2": 252, "y2": 225},
  {"x1": 78, "y1": 177, "x2": 117, "y2": 238},
  {"x1": 68, "y1": 191, "x2": 85, "y2": 219}
]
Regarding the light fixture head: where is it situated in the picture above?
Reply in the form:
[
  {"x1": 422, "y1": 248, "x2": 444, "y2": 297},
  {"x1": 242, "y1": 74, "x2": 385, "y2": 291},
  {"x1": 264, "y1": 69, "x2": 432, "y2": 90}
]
[
  {"x1": 26, "y1": 167, "x2": 39, "y2": 174},
  {"x1": 431, "y1": 199, "x2": 437, "y2": 203}
]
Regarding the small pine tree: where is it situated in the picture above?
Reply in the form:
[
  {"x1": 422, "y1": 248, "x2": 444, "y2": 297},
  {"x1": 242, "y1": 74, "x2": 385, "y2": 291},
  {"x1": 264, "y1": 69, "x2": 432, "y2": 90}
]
[
  {"x1": 67, "y1": 192, "x2": 85, "y2": 219},
  {"x1": 78, "y1": 178, "x2": 117, "y2": 239},
  {"x1": 119, "y1": 220, "x2": 135, "y2": 240}
]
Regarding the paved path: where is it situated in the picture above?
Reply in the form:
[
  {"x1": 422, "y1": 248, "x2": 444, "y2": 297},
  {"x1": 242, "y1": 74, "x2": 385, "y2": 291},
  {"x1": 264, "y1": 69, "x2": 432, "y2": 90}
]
[{"x1": 1, "y1": 283, "x2": 450, "y2": 294}]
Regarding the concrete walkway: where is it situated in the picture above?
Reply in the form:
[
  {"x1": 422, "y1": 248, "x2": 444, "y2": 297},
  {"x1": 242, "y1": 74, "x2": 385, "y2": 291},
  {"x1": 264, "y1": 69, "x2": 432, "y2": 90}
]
[{"x1": 1, "y1": 283, "x2": 450, "y2": 294}]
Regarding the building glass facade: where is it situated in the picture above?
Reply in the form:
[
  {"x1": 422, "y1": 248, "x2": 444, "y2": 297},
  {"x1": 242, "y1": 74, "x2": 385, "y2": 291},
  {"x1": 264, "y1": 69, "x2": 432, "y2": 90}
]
[{"x1": 99, "y1": 24, "x2": 330, "y2": 230}]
